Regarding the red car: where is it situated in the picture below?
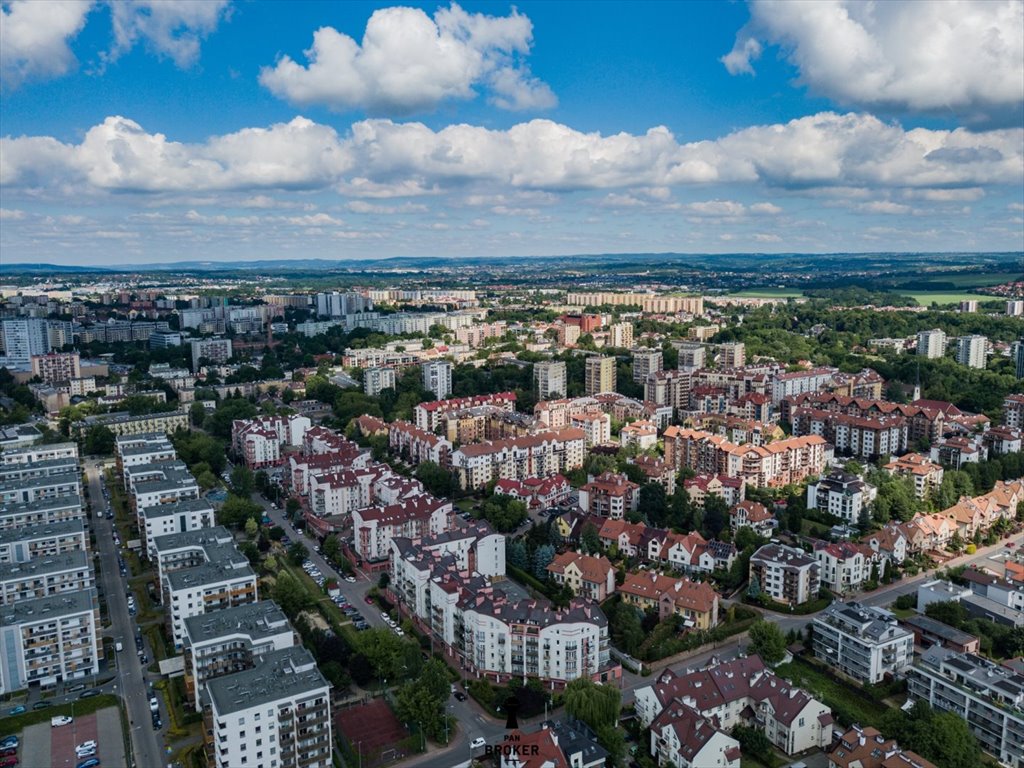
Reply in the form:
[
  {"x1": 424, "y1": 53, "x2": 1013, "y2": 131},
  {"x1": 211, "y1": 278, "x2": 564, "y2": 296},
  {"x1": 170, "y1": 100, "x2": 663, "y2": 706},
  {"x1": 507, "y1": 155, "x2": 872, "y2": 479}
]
[
  {"x1": 0, "y1": 750, "x2": 15, "y2": 759},
  {"x1": 364, "y1": 595, "x2": 374, "y2": 605},
  {"x1": 0, "y1": 756, "x2": 18, "y2": 767}
]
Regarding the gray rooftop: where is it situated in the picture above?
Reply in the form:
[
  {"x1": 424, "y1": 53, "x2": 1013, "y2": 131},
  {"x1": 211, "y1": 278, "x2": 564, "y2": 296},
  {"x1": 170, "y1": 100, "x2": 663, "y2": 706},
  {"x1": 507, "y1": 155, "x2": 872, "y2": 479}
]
[
  {"x1": 0, "y1": 549, "x2": 90, "y2": 581},
  {"x1": 901, "y1": 613, "x2": 979, "y2": 646},
  {"x1": 0, "y1": 587, "x2": 97, "y2": 625},
  {"x1": 919, "y1": 645, "x2": 1024, "y2": 708},
  {"x1": 184, "y1": 600, "x2": 293, "y2": 646},
  {"x1": 206, "y1": 646, "x2": 328, "y2": 716},
  {"x1": 142, "y1": 497, "x2": 215, "y2": 521},
  {"x1": 0, "y1": 441, "x2": 77, "y2": 460},
  {"x1": 153, "y1": 525, "x2": 235, "y2": 554},
  {"x1": 817, "y1": 601, "x2": 912, "y2": 643},
  {"x1": 0, "y1": 457, "x2": 79, "y2": 479},
  {"x1": 0, "y1": 517, "x2": 86, "y2": 546},
  {"x1": 0, "y1": 494, "x2": 84, "y2": 520},
  {"x1": 751, "y1": 543, "x2": 817, "y2": 570},
  {"x1": 0, "y1": 472, "x2": 81, "y2": 494},
  {"x1": 165, "y1": 558, "x2": 254, "y2": 590},
  {"x1": 83, "y1": 409, "x2": 186, "y2": 426},
  {"x1": 118, "y1": 440, "x2": 176, "y2": 459}
]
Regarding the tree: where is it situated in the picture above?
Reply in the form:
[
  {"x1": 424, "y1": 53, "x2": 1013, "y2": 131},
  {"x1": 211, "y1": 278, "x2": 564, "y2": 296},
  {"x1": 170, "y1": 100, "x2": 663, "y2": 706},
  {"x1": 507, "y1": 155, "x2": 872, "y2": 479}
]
[
  {"x1": 322, "y1": 535, "x2": 341, "y2": 564},
  {"x1": 924, "y1": 600, "x2": 967, "y2": 628},
  {"x1": 231, "y1": 465, "x2": 255, "y2": 498},
  {"x1": 748, "y1": 620, "x2": 787, "y2": 664},
  {"x1": 637, "y1": 483, "x2": 666, "y2": 526},
  {"x1": 414, "y1": 461, "x2": 453, "y2": 498},
  {"x1": 354, "y1": 628, "x2": 407, "y2": 683},
  {"x1": 272, "y1": 573, "x2": 313, "y2": 619},
  {"x1": 83, "y1": 425, "x2": 115, "y2": 455},
  {"x1": 581, "y1": 522, "x2": 601, "y2": 555},
  {"x1": 702, "y1": 494, "x2": 729, "y2": 539},
  {"x1": 264, "y1": 554, "x2": 278, "y2": 572},
  {"x1": 883, "y1": 700, "x2": 980, "y2": 768},
  {"x1": 285, "y1": 497, "x2": 301, "y2": 519},
  {"x1": 288, "y1": 541, "x2": 309, "y2": 566},
  {"x1": 533, "y1": 544, "x2": 555, "y2": 579},
  {"x1": 244, "y1": 517, "x2": 259, "y2": 539},
  {"x1": 506, "y1": 540, "x2": 528, "y2": 570},
  {"x1": 394, "y1": 660, "x2": 452, "y2": 742},
  {"x1": 478, "y1": 495, "x2": 528, "y2": 532},
  {"x1": 218, "y1": 495, "x2": 264, "y2": 529},
  {"x1": 564, "y1": 678, "x2": 621, "y2": 732},
  {"x1": 609, "y1": 602, "x2": 645, "y2": 656}
]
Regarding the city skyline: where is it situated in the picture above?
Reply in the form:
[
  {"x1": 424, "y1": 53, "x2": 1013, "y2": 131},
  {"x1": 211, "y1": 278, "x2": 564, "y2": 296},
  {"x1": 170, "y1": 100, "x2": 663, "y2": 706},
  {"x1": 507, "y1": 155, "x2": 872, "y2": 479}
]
[{"x1": 1, "y1": 0, "x2": 1023, "y2": 265}]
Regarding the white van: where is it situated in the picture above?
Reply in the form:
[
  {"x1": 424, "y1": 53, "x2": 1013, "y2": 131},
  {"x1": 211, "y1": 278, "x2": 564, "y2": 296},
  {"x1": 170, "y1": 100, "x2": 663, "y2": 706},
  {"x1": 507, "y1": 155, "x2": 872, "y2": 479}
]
[{"x1": 115, "y1": 641, "x2": 123, "y2": 652}]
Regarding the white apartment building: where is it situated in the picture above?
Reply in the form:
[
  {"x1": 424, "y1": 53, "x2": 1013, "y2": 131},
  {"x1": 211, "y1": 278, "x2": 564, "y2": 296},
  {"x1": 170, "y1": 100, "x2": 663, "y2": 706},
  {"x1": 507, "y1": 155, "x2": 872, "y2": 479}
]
[
  {"x1": 0, "y1": 495, "x2": 85, "y2": 532},
  {"x1": 0, "y1": 472, "x2": 81, "y2": 505},
  {"x1": 183, "y1": 600, "x2": 297, "y2": 711},
  {"x1": 0, "y1": 457, "x2": 79, "y2": 484},
  {"x1": 534, "y1": 361, "x2": 567, "y2": 400},
  {"x1": 0, "y1": 518, "x2": 87, "y2": 564},
  {"x1": 205, "y1": 646, "x2": 332, "y2": 768},
  {"x1": 363, "y1": 366, "x2": 396, "y2": 396},
  {"x1": 916, "y1": 329, "x2": 947, "y2": 359},
  {"x1": 0, "y1": 442, "x2": 78, "y2": 465},
  {"x1": 908, "y1": 646, "x2": 1024, "y2": 768},
  {"x1": 74, "y1": 409, "x2": 190, "y2": 437},
  {"x1": 749, "y1": 543, "x2": 820, "y2": 606},
  {"x1": 422, "y1": 360, "x2": 453, "y2": 400},
  {"x1": 956, "y1": 334, "x2": 987, "y2": 369},
  {"x1": 352, "y1": 495, "x2": 453, "y2": 562},
  {"x1": 191, "y1": 337, "x2": 233, "y2": 371},
  {"x1": 0, "y1": 589, "x2": 101, "y2": 693},
  {"x1": 632, "y1": 348, "x2": 663, "y2": 382},
  {"x1": 812, "y1": 602, "x2": 914, "y2": 684},
  {"x1": 116, "y1": 433, "x2": 177, "y2": 483},
  {"x1": 141, "y1": 498, "x2": 216, "y2": 558},
  {"x1": 813, "y1": 541, "x2": 878, "y2": 594},
  {"x1": 807, "y1": 470, "x2": 877, "y2": 523},
  {"x1": 0, "y1": 550, "x2": 93, "y2": 605},
  {"x1": 154, "y1": 527, "x2": 258, "y2": 649},
  {"x1": 571, "y1": 412, "x2": 612, "y2": 447},
  {"x1": 1, "y1": 318, "x2": 49, "y2": 366}
]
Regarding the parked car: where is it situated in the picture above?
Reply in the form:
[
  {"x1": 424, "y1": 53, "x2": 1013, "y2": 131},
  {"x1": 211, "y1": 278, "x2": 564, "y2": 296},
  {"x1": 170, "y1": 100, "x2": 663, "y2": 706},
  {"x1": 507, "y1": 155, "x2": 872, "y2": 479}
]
[
  {"x1": 364, "y1": 596, "x2": 374, "y2": 605},
  {"x1": 454, "y1": 691, "x2": 467, "y2": 702},
  {"x1": 75, "y1": 758, "x2": 100, "y2": 768},
  {"x1": 31, "y1": 701, "x2": 52, "y2": 710},
  {"x1": 0, "y1": 737, "x2": 17, "y2": 749},
  {"x1": 344, "y1": 575, "x2": 356, "y2": 583},
  {"x1": 6, "y1": 707, "x2": 24, "y2": 716},
  {"x1": 79, "y1": 689, "x2": 100, "y2": 699},
  {"x1": 0, "y1": 756, "x2": 18, "y2": 768},
  {"x1": 0, "y1": 748, "x2": 15, "y2": 759},
  {"x1": 75, "y1": 741, "x2": 97, "y2": 757},
  {"x1": 51, "y1": 716, "x2": 73, "y2": 727}
]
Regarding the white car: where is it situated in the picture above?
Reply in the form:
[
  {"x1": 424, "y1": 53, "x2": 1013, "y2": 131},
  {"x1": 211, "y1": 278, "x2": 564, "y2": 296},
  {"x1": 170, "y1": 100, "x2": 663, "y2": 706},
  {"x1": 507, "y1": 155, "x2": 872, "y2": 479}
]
[
  {"x1": 380, "y1": 611, "x2": 390, "y2": 622},
  {"x1": 393, "y1": 627, "x2": 404, "y2": 637},
  {"x1": 51, "y1": 716, "x2": 73, "y2": 727},
  {"x1": 344, "y1": 575, "x2": 356, "y2": 583},
  {"x1": 76, "y1": 740, "x2": 97, "y2": 752},
  {"x1": 470, "y1": 737, "x2": 486, "y2": 751}
]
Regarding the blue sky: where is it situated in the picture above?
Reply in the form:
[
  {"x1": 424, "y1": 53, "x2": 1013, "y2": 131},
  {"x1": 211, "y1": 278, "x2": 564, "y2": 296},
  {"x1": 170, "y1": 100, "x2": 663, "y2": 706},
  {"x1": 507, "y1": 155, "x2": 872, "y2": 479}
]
[{"x1": 1, "y1": 0, "x2": 1022, "y2": 265}]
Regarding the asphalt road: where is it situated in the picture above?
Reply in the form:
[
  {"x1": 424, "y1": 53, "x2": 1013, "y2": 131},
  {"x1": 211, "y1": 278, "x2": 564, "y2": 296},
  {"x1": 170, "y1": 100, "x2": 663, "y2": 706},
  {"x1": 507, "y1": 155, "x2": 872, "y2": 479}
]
[{"x1": 84, "y1": 459, "x2": 164, "y2": 768}]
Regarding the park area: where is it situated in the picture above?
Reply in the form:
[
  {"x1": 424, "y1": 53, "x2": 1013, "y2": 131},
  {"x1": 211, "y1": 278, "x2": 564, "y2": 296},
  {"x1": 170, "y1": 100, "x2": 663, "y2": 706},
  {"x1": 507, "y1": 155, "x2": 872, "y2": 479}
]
[{"x1": 335, "y1": 698, "x2": 418, "y2": 768}]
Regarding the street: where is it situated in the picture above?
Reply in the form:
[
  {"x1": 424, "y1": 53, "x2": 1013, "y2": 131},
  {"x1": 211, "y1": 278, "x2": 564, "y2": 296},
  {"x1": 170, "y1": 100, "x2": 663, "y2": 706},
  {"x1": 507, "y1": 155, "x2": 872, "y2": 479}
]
[{"x1": 83, "y1": 459, "x2": 164, "y2": 768}]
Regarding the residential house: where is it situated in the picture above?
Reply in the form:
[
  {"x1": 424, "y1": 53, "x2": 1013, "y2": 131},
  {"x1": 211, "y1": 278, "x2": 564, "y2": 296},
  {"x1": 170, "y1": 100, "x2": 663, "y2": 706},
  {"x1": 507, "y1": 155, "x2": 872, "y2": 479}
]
[
  {"x1": 547, "y1": 552, "x2": 617, "y2": 602},
  {"x1": 729, "y1": 500, "x2": 775, "y2": 538}
]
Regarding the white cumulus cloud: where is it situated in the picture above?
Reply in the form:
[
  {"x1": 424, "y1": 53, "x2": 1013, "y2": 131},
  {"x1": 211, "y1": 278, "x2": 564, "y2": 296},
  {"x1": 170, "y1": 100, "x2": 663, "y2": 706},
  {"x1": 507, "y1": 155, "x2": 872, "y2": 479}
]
[
  {"x1": 723, "y1": 0, "x2": 1024, "y2": 117},
  {"x1": 105, "y1": 0, "x2": 231, "y2": 69},
  {"x1": 259, "y1": 3, "x2": 555, "y2": 114},
  {"x1": 0, "y1": 0, "x2": 93, "y2": 89}
]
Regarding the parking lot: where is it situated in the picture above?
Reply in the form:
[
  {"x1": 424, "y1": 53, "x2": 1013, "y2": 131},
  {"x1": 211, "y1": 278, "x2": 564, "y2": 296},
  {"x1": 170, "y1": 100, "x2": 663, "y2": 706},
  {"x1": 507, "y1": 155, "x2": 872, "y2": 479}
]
[{"x1": 20, "y1": 707, "x2": 125, "y2": 768}]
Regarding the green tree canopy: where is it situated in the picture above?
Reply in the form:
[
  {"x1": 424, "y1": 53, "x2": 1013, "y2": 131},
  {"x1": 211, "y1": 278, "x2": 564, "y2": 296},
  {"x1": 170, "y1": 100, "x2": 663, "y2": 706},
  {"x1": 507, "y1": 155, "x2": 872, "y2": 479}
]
[{"x1": 748, "y1": 620, "x2": 787, "y2": 664}]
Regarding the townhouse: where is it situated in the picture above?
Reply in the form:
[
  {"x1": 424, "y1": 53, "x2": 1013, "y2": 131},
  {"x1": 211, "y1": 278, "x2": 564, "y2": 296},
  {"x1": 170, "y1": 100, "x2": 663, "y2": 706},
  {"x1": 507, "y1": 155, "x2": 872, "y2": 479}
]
[
  {"x1": 0, "y1": 518, "x2": 87, "y2": 563},
  {"x1": 828, "y1": 726, "x2": 937, "y2": 768},
  {"x1": 498, "y1": 720, "x2": 608, "y2": 768},
  {"x1": 547, "y1": 552, "x2": 616, "y2": 602},
  {"x1": 808, "y1": 470, "x2": 877, "y2": 524},
  {"x1": 749, "y1": 543, "x2": 821, "y2": 606},
  {"x1": 493, "y1": 474, "x2": 572, "y2": 510},
  {"x1": 0, "y1": 589, "x2": 101, "y2": 694},
  {"x1": 812, "y1": 602, "x2": 914, "y2": 684},
  {"x1": 729, "y1": 500, "x2": 775, "y2": 538},
  {"x1": 636, "y1": 655, "x2": 832, "y2": 759},
  {"x1": 450, "y1": 428, "x2": 586, "y2": 490},
  {"x1": 618, "y1": 572, "x2": 720, "y2": 629},
  {"x1": 908, "y1": 646, "x2": 1024, "y2": 768},
  {"x1": 860, "y1": 524, "x2": 908, "y2": 565},
  {"x1": 183, "y1": 600, "x2": 298, "y2": 711},
  {"x1": 0, "y1": 550, "x2": 93, "y2": 605},
  {"x1": 578, "y1": 472, "x2": 640, "y2": 520},
  {"x1": 683, "y1": 474, "x2": 745, "y2": 508},
  {"x1": 205, "y1": 646, "x2": 332, "y2": 768},
  {"x1": 882, "y1": 453, "x2": 944, "y2": 500}
]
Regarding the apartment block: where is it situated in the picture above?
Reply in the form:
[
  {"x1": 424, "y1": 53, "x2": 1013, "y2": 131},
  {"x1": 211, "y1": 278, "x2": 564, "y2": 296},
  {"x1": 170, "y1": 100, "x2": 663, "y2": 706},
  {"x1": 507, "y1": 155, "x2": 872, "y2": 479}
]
[
  {"x1": 807, "y1": 471, "x2": 877, "y2": 524},
  {"x1": 0, "y1": 495, "x2": 85, "y2": 531},
  {"x1": 632, "y1": 348, "x2": 663, "y2": 383},
  {"x1": 205, "y1": 646, "x2": 332, "y2": 768},
  {"x1": 30, "y1": 352, "x2": 80, "y2": 384},
  {"x1": 534, "y1": 361, "x2": 568, "y2": 400},
  {"x1": 73, "y1": 409, "x2": 190, "y2": 437},
  {"x1": 749, "y1": 543, "x2": 820, "y2": 606},
  {"x1": 183, "y1": 600, "x2": 298, "y2": 711},
  {"x1": 812, "y1": 602, "x2": 914, "y2": 684},
  {"x1": 413, "y1": 391, "x2": 517, "y2": 432},
  {"x1": 578, "y1": 472, "x2": 640, "y2": 520},
  {"x1": 0, "y1": 472, "x2": 81, "y2": 505},
  {"x1": 141, "y1": 498, "x2": 216, "y2": 558},
  {"x1": 908, "y1": 646, "x2": 1024, "y2": 767},
  {"x1": 0, "y1": 442, "x2": 78, "y2": 465},
  {"x1": 608, "y1": 322, "x2": 634, "y2": 349},
  {"x1": 0, "y1": 457, "x2": 79, "y2": 484},
  {"x1": 0, "y1": 518, "x2": 88, "y2": 564},
  {"x1": 115, "y1": 433, "x2": 178, "y2": 483},
  {"x1": 352, "y1": 494, "x2": 454, "y2": 562},
  {"x1": 363, "y1": 366, "x2": 396, "y2": 396},
  {"x1": 450, "y1": 427, "x2": 586, "y2": 490},
  {"x1": 191, "y1": 337, "x2": 233, "y2": 371},
  {"x1": 0, "y1": 589, "x2": 101, "y2": 693},
  {"x1": 882, "y1": 453, "x2": 944, "y2": 500},
  {"x1": 421, "y1": 359, "x2": 453, "y2": 400},
  {"x1": 154, "y1": 527, "x2": 258, "y2": 649},
  {"x1": 0, "y1": 550, "x2": 93, "y2": 605},
  {"x1": 916, "y1": 329, "x2": 947, "y2": 359},
  {"x1": 956, "y1": 334, "x2": 987, "y2": 369},
  {"x1": 717, "y1": 342, "x2": 745, "y2": 367},
  {"x1": 584, "y1": 356, "x2": 616, "y2": 396}
]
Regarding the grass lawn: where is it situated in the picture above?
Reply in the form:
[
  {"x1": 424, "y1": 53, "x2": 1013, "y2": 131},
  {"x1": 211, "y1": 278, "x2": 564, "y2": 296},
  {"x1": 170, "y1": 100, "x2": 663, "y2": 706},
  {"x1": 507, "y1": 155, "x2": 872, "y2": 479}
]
[
  {"x1": 775, "y1": 657, "x2": 888, "y2": 728},
  {"x1": 892, "y1": 289, "x2": 999, "y2": 306},
  {"x1": 0, "y1": 695, "x2": 121, "y2": 733},
  {"x1": 890, "y1": 607, "x2": 916, "y2": 619}
]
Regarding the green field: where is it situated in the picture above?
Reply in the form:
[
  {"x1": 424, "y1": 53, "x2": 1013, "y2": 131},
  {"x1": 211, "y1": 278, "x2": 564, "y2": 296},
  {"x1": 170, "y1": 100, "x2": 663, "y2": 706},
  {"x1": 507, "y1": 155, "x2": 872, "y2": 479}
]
[
  {"x1": 936, "y1": 271, "x2": 1021, "y2": 288},
  {"x1": 895, "y1": 290, "x2": 1000, "y2": 306}
]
